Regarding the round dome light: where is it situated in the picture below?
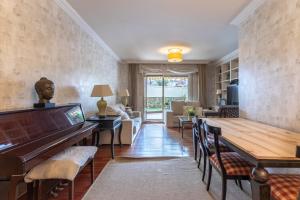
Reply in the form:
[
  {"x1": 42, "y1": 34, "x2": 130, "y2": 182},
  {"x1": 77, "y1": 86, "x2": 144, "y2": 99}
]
[{"x1": 167, "y1": 48, "x2": 183, "y2": 63}]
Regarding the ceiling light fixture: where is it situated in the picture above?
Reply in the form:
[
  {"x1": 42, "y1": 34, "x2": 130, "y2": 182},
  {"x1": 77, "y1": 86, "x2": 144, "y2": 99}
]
[{"x1": 167, "y1": 48, "x2": 183, "y2": 63}]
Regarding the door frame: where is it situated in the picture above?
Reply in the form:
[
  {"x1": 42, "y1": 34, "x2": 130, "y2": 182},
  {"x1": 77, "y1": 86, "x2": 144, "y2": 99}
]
[{"x1": 144, "y1": 75, "x2": 165, "y2": 122}]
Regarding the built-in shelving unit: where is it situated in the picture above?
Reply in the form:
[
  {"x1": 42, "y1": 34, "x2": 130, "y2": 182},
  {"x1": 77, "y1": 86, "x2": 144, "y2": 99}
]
[{"x1": 215, "y1": 56, "x2": 239, "y2": 103}]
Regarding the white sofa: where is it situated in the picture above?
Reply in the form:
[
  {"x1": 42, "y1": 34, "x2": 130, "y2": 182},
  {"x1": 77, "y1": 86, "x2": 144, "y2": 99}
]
[
  {"x1": 99, "y1": 104, "x2": 142, "y2": 145},
  {"x1": 165, "y1": 101, "x2": 202, "y2": 128}
]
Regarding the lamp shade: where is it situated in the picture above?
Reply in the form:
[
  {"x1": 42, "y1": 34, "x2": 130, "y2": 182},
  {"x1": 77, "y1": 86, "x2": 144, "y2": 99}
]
[
  {"x1": 119, "y1": 89, "x2": 130, "y2": 97},
  {"x1": 167, "y1": 48, "x2": 183, "y2": 63},
  {"x1": 216, "y1": 89, "x2": 222, "y2": 95},
  {"x1": 91, "y1": 85, "x2": 113, "y2": 97}
]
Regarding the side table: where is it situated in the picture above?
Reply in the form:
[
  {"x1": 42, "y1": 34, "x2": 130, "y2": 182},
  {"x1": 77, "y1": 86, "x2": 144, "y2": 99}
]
[{"x1": 87, "y1": 115, "x2": 122, "y2": 159}]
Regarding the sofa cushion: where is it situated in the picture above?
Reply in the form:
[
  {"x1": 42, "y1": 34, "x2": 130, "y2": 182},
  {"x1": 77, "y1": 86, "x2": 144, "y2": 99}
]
[
  {"x1": 186, "y1": 101, "x2": 201, "y2": 108},
  {"x1": 171, "y1": 101, "x2": 185, "y2": 115}
]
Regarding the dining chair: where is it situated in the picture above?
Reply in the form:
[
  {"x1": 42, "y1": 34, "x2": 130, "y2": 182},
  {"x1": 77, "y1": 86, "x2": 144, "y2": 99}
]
[
  {"x1": 192, "y1": 117, "x2": 200, "y2": 161},
  {"x1": 201, "y1": 120, "x2": 232, "y2": 182},
  {"x1": 192, "y1": 117, "x2": 206, "y2": 171},
  {"x1": 268, "y1": 174, "x2": 300, "y2": 200},
  {"x1": 204, "y1": 121, "x2": 254, "y2": 200}
]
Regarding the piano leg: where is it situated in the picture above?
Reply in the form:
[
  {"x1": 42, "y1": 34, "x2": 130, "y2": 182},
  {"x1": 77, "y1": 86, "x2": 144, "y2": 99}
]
[
  {"x1": 9, "y1": 174, "x2": 25, "y2": 200},
  {"x1": 90, "y1": 159, "x2": 94, "y2": 184},
  {"x1": 27, "y1": 182, "x2": 34, "y2": 200},
  {"x1": 68, "y1": 180, "x2": 74, "y2": 200}
]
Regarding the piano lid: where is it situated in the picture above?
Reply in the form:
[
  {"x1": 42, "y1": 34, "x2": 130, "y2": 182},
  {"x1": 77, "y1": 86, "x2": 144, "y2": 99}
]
[{"x1": 0, "y1": 104, "x2": 85, "y2": 152}]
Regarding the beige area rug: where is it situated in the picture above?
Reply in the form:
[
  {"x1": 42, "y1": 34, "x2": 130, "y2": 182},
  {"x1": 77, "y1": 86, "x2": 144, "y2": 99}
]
[{"x1": 83, "y1": 157, "x2": 252, "y2": 200}]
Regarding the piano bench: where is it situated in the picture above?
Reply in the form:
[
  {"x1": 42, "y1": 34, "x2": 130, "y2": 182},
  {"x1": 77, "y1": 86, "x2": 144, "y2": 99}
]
[{"x1": 24, "y1": 146, "x2": 98, "y2": 200}]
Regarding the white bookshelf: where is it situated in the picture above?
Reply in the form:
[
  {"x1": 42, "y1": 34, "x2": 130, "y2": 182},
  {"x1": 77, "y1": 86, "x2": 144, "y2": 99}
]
[{"x1": 215, "y1": 56, "x2": 239, "y2": 103}]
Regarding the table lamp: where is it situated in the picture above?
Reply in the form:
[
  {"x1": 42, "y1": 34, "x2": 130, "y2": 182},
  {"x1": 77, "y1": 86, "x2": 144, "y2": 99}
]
[
  {"x1": 91, "y1": 84, "x2": 113, "y2": 117},
  {"x1": 119, "y1": 89, "x2": 130, "y2": 106}
]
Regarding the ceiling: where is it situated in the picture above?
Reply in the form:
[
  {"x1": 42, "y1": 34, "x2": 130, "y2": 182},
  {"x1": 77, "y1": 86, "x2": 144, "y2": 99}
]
[{"x1": 67, "y1": 0, "x2": 250, "y2": 62}]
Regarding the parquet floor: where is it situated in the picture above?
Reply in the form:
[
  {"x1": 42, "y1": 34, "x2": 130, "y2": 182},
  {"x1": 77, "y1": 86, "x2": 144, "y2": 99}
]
[{"x1": 51, "y1": 124, "x2": 194, "y2": 200}]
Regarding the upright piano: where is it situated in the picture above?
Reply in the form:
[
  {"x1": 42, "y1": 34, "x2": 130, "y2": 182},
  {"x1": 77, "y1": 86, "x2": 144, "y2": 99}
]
[{"x1": 0, "y1": 104, "x2": 98, "y2": 200}]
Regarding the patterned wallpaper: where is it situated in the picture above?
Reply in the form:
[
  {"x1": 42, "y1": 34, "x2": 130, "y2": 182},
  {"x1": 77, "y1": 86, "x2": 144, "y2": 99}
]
[
  {"x1": 239, "y1": 0, "x2": 300, "y2": 131},
  {"x1": 0, "y1": 0, "x2": 129, "y2": 115}
]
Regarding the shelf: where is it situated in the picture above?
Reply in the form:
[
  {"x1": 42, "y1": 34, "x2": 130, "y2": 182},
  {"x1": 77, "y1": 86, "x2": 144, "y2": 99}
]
[
  {"x1": 214, "y1": 53, "x2": 239, "y2": 98},
  {"x1": 221, "y1": 70, "x2": 231, "y2": 74},
  {"x1": 221, "y1": 80, "x2": 230, "y2": 83}
]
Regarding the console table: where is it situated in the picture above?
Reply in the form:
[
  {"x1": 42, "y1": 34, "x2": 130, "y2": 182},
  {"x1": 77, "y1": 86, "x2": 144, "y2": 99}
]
[{"x1": 87, "y1": 115, "x2": 122, "y2": 159}]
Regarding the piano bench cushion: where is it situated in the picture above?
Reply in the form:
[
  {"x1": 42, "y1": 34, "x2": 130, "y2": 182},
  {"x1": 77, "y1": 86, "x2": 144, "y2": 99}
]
[{"x1": 24, "y1": 146, "x2": 97, "y2": 183}]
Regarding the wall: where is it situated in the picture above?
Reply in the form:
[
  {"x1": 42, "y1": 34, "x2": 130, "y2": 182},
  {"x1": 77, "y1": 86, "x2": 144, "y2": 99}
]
[
  {"x1": 205, "y1": 64, "x2": 216, "y2": 107},
  {"x1": 0, "y1": 0, "x2": 128, "y2": 115},
  {"x1": 239, "y1": 0, "x2": 300, "y2": 131}
]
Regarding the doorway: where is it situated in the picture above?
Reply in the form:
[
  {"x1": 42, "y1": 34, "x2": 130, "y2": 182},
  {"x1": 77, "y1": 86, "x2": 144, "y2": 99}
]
[{"x1": 144, "y1": 76, "x2": 188, "y2": 121}]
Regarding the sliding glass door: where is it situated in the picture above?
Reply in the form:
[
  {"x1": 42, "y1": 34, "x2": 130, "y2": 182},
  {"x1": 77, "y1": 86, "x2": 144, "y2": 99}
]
[
  {"x1": 144, "y1": 76, "x2": 188, "y2": 121},
  {"x1": 145, "y1": 76, "x2": 164, "y2": 120}
]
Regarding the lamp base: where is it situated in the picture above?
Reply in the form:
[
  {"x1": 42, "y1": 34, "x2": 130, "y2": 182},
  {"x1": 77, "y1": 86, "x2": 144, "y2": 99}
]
[{"x1": 97, "y1": 97, "x2": 107, "y2": 117}]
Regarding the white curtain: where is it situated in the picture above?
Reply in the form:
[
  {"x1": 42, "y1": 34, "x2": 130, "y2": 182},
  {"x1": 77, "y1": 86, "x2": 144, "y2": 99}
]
[
  {"x1": 139, "y1": 64, "x2": 198, "y2": 75},
  {"x1": 188, "y1": 73, "x2": 199, "y2": 101}
]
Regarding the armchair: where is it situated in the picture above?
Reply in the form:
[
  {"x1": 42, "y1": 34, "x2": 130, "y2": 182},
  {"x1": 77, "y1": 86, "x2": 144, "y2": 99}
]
[{"x1": 165, "y1": 101, "x2": 201, "y2": 128}]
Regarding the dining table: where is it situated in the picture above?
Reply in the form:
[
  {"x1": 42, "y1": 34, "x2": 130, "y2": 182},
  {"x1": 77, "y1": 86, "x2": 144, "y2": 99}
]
[{"x1": 202, "y1": 117, "x2": 300, "y2": 200}]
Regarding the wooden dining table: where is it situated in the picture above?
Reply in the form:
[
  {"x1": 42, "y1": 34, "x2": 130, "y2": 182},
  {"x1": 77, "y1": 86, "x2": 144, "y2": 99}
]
[{"x1": 202, "y1": 118, "x2": 300, "y2": 200}]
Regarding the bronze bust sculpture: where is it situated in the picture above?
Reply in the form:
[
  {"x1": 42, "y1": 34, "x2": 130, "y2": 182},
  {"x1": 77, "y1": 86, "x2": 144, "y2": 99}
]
[{"x1": 34, "y1": 77, "x2": 55, "y2": 108}]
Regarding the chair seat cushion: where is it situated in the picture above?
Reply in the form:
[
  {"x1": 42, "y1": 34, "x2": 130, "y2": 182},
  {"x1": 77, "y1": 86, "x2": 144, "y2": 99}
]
[
  {"x1": 210, "y1": 152, "x2": 254, "y2": 176},
  {"x1": 24, "y1": 146, "x2": 97, "y2": 182},
  {"x1": 269, "y1": 174, "x2": 300, "y2": 200}
]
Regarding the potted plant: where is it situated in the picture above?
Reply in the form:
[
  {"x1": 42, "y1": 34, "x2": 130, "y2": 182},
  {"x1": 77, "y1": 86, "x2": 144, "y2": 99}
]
[{"x1": 187, "y1": 107, "x2": 196, "y2": 120}]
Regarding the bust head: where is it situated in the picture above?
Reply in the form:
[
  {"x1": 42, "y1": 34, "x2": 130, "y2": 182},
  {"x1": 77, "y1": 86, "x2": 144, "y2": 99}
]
[{"x1": 35, "y1": 77, "x2": 55, "y2": 103}]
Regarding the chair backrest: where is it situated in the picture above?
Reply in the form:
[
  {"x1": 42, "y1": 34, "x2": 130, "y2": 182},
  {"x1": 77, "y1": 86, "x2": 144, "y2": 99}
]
[
  {"x1": 219, "y1": 106, "x2": 239, "y2": 118},
  {"x1": 192, "y1": 117, "x2": 200, "y2": 137},
  {"x1": 192, "y1": 117, "x2": 205, "y2": 151},
  {"x1": 203, "y1": 121, "x2": 226, "y2": 174}
]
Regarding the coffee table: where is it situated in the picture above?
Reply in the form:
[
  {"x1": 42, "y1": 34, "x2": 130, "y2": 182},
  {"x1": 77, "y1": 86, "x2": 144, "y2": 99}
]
[{"x1": 178, "y1": 116, "x2": 193, "y2": 138}]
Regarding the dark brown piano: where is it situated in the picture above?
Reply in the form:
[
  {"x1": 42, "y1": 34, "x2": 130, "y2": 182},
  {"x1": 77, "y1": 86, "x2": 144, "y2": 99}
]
[{"x1": 0, "y1": 104, "x2": 98, "y2": 200}]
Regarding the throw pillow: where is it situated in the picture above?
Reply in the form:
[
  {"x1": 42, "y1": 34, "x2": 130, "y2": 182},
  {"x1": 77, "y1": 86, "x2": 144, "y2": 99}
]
[
  {"x1": 106, "y1": 106, "x2": 121, "y2": 116},
  {"x1": 195, "y1": 107, "x2": 203, "y2": 116},
  {"x1": 120, "y1": 110, "x2": 130, "y2": 120}
]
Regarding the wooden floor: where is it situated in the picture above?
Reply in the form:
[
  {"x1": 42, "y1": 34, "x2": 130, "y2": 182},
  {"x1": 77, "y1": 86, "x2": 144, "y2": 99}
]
[{"x1": 53, "y1": 124, "x2": 194, "y2": 200}]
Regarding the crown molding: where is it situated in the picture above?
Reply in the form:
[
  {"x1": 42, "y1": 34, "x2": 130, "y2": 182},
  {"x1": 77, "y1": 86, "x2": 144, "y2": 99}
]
[
  {"x1": 124, "y1": 60, "x2": 210, "y2": 65},
  {"x1": 230, "y1": 0, "x2": 266, "y2": 26},
  {"x1": 54, "y1": 0, "x2": 120, "y2": 61},
  {"x1": 211, "y1": 49, "x2": 239, "y2": 65}
]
